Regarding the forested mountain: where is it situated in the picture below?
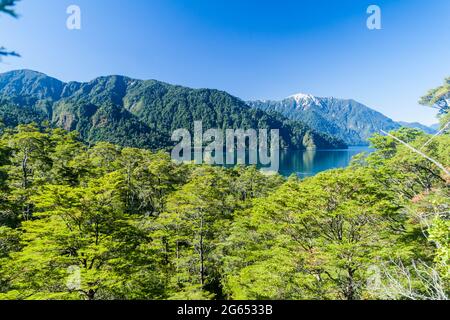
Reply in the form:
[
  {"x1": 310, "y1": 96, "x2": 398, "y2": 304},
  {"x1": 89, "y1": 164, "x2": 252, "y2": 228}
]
[
  {"x1": 431, "y1": 123, "x2": 441, "y2": 131},
  {"x1": 0, "y1": 70, "x2": 346, "y2": 150},
  {"x1": 0, "y1": 74, "x2": 448, "y2": 302},
  {"x1": 248, "y1": 94, "x2": 401, "y2": 145},
  {"x1": 398, "y1": 121, "x2": 437, "y2": 134}
]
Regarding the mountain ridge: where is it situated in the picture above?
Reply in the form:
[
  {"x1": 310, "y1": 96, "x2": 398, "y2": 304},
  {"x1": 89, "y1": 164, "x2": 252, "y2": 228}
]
[
  {"x1": 398, "y1": 121, "x2": 437, "y2": 134},
  {"x1": 0, "y1": 70, "x2": 346, "y2": 150},
  {"x1": 248, "y1": 94, "x2": 402, "y2": 145}
]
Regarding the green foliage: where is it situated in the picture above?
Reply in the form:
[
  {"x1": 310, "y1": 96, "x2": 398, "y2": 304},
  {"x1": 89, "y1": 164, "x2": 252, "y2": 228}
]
[
  {"x1": 0, "y1": 0, "x2": 20, "y2": 59},
  {"x1": 0, "y1": 70, "x2": 346, "y2": 151},
  {"x1": 0, "y1": 125, "x2": 285, "y2": 299},
  {"x1": 419, "y1": 77, "x2": 450, "y2": 117},
  {"x1": 0, "y1": 123, "x2": 448, "y2": 300},
  {"x1": 222, "y1": 169, "x2": 400, "y2": 300}
]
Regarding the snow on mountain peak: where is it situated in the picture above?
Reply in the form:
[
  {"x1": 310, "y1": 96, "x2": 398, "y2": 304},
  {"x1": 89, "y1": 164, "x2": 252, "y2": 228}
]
[
  {"x1": 287, "y1": 93, "x2": 320, "y2": 108},
  {"x1": 288, "y1": 93, "x2": 312, "y2": 100}
]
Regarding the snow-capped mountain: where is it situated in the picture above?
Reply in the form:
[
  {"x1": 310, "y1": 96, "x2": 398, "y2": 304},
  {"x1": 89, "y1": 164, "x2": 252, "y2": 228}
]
[
  {"x1": 287, "y1": 93, "x2": 322, "y2": 109},
  {"x1": 248, "y1": 94, "x2": 401, "y2": 146}
]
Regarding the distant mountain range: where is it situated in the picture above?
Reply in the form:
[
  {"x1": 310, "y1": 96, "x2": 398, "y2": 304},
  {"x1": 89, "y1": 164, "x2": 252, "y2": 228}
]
[
  {"x1": 397, "y1": 121, "x2": 437, "y2": 134},
  {"x1": 248, "y1": 94, "x2": 436, "y2": 145},
  {"x1": 430, "y1": 123, "x2": 441, "y2": 131},
  {"x1": 0, "y1": 70, "x2": 345, "y2": 150},
  {"x1": 248, "y1": 94, "x2": 397, "y2": 145},
  {"x1": 0, "y1": 70, "x2": 437, "y2": 150}
]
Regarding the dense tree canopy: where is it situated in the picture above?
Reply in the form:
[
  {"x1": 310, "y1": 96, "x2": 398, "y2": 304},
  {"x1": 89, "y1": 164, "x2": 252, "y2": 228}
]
[
  {"x1": 0, "y1": 70, "x2": 346, "y2": 151},
  {"x1": 0, "y1": 122, "x2": 447, "y2": 300},
  {"x1": 0, "y1": 0, "x2": 447, "y2": 301}
]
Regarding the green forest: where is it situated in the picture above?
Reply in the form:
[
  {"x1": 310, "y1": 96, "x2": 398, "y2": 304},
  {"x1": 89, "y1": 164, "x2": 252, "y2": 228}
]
[
  {"x1": 0, "y1": 118, "x2": 448, "y2": 300},
  {"x1": 0, "y1": 70, "x2": 346, "y2": 151},
  {"x1": 0, "y1": 0, "x2": 448, "y2": 301}
]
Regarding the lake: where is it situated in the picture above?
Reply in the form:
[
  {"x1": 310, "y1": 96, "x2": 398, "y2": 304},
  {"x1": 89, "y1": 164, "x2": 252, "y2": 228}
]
[
  {"x1": 278, "y1": 146, "x2": 373, "y2": 177},
  {"x1": 191, "y1": 146, "x2": 373, "y2": 177}
]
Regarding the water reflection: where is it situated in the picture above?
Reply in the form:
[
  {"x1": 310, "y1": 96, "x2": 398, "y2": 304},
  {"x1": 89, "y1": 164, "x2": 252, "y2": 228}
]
[
  {"x1": 279, "y1": 147, "x2": 373, "y2": 177},
  {"x1": 191, "y1": 146, "x2": 373, "y2": 177}
]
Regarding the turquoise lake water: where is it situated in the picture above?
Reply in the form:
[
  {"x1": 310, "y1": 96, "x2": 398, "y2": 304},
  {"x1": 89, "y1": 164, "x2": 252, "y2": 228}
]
[
  {"x1": 190, "y1": 146, "x2": 373, "y2": 177},
  {"x1": 278, "y1": 146, "x2": 373, "y2": 177}
]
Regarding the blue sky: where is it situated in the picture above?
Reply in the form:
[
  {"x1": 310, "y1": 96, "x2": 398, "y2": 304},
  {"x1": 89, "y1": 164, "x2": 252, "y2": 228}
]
[{"x1": 0, "y1": 0, "x2": 449, "y2": 125}]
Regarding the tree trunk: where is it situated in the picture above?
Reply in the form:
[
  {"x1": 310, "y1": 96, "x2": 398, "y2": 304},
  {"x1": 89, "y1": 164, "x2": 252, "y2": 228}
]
[{"x1": 199, "y1": 215, "x2": 205, "y2": 287}]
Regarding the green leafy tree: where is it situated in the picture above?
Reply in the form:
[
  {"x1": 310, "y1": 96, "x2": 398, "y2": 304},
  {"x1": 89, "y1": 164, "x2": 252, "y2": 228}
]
[
  {"x1": 154, "y1": 167, "x2": 236, "y2": 299},
  {"x1": 0, "y1": 119, "x2": 447, "y2": 300},
  {"x1": 224, "y1": 169, "x2": 399, "y2": 300},
  {"x1": 1, "y1": 124, "x2": 51, "y2": 221},
  {"x1": 419, "y1": 77, "x2": 450, "y2": 128},
  {"x1": 0, "y1": 0, "x2": 21, "y2": 59},
  {"x1": 419, "y1": 77, "x2": 450, "y2": 115},
  {"x1": 119, "y1": 149, "x2": 187, "y2": 216},
  {"x1": 0, "y1": 172, "x2": 165, "y2": 300}
]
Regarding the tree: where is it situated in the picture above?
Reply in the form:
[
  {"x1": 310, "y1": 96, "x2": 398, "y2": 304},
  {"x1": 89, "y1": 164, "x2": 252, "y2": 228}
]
[
  {"x1": 119, "y1": 149, "x2": 187, "y2": 217},
  {"x1": 224, "y1": 169, "x2": 400, "y2": 300},
  {"x1": 47, "y1": 129, "x2": 88, "y2": 186},
  {"x1": 1, "y1": 124, "x2": 51, "y2": 221},
  {"x1": 368, "y1": 191, "x2": 449, "y2": 300},
  {"x1": 0, "y1": 172, "x2": 165, "y2": 300},
  {"x1": 154, "y1": 166, "x2": 235, "y2": 299},
  {"x1": 0, "y1": 121, "x2": 447, "y2": 300},
  {"x1": 0, "y1": 0, "x2": 21, "y2": 59},
  {"x1": 419, "y1": 77, "x2": 450, "y2": 128},
  {"x1": 361, "y1": 128, "x2": 449, "y2": 300},
  {"x1": 420, "y1": 77, "x2": 450, "y2": 114},
  {"x1": 0, "y1": 139, "x2": 14, "y2": 226}
]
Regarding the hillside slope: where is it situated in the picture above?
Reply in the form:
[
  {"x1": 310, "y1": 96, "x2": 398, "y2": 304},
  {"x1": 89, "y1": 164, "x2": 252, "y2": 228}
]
[
  {"x1": 0, "y1": 70, "x2": 346, "y2": 150},
  {"x1": 248, "y1": 94, "x2": 401, "y2": 145}
]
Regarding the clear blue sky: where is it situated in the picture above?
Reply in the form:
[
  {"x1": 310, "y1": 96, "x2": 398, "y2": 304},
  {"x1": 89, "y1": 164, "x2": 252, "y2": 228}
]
[{"x1": 1, "y1": 0, "x2": 449, "y2": 125}]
